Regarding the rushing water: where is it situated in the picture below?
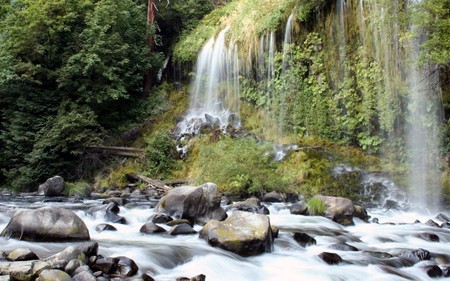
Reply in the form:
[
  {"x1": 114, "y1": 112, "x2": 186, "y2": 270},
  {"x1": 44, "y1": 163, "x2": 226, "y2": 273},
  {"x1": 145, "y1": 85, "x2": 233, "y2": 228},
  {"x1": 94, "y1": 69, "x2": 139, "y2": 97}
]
[
  {"x1": 177, "y1": 27, "x2": 241, "y2": 136},
  {"x1": 0, "y1": 195, "x2": 449, "y2": 281}
]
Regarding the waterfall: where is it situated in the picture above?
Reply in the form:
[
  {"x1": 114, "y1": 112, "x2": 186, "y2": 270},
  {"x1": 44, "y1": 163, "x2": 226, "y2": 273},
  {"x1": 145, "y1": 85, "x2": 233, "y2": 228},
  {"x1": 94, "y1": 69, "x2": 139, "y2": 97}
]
[
  {"x1": 177, "y1": 27, "x2": 241, "y2": 136},
  {"x1": 405, "y1": 0, "x2": 443, "y2": 210},
  {"x1": 277, "y1": 14, "x2": 294, "y2": 143}
]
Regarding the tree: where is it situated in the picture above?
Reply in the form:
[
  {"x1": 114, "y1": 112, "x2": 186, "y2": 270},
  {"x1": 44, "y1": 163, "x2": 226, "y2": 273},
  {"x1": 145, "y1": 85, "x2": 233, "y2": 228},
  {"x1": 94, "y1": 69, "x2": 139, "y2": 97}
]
[{"x1": 0, "y1": 0, "x2": 161, "y2": 190}]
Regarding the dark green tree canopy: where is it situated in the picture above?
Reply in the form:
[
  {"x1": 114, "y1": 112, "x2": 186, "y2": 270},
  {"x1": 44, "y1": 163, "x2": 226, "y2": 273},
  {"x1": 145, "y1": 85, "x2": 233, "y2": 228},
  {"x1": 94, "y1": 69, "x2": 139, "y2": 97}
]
[{"x1": 0, "y1": 0, "x2": 160, "y2": 190}]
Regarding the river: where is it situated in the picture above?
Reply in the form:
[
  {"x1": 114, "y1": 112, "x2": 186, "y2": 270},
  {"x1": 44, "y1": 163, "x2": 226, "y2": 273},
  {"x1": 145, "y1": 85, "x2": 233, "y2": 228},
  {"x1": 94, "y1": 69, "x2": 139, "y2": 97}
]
[{"x1": 0, "y1": 196, "x2": 449, "y2": 281}]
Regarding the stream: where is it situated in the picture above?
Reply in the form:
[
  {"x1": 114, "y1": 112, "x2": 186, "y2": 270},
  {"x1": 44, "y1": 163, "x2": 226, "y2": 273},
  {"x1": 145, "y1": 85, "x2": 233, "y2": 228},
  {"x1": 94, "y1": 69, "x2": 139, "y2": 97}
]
[{"x1": 0, "y1": 195, "x2": 449, "y2": 281}]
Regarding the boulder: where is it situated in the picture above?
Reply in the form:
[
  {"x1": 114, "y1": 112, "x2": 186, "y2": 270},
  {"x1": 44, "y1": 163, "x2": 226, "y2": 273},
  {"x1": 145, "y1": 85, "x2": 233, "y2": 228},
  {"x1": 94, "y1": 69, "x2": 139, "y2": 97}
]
[
  {"x1": 38, "y1": 269, "x2": 72, "y2": 281},
  {"x1": 155, "y1": 183, "x2": 227, "y2": 224},
  {"x1": 73, "y1": 270, "x2": 96, "y2": 281},
  {"x1": 38, "y1": 176, "x2": 65, "y2": 197},
  {"x1": 399, "y1": 248, "x2": 431, "y2": 263},
  {"x1": 148, "y1": 213, "x2": 173, "y2": 224},
  {"x1": 95, "y1": 224, "x2": 117, "y2": 232},
  {"x1": 169, "y1": 223, "x2": 196, "y2": 236},
  {"x1": 262, "y1": 191, "x2": 284, "y2": 203},
  {"x1": 7, "y1": 249, "x2": 39, "y2": 262},
  {"x1": 114, "y1": 256, "x2": 138, "y2": 277},
  {"x1": 424, "y1": 265, "x2": 443, "y2": 278},
  {"x1": 199, "y1": 211, "x2": 273, "y2": 256},
  {"x1": 417, "y1": 233, "x2": 440, "y2": 242},
  {"x1": 317, "y1": 196, "x2": 356, "y2": 226},
  {"x1": 318, "y1": 252, "x2": 343, "y2": 265},
  {"x1": 225, "y1": 198, "x2": 269, "y2": 215},
  {"x1": 292, "y1": 233, "x2": 316, "y2": 247},
  {"x1": 1, "y1": 206, "x2": 90, "y2": 242},
  {"x1": 140, "y1": 222, "x2": 166, "y2": 234},
  {"x1": 354, "y1": 205, "x2": 369, "y2": 221},
  {"x1": 289, "y1": 201, "x2": 308, "y2": 215},
  {"x1": 329, "y1": 242, "x2": 358, "y2": 251}
]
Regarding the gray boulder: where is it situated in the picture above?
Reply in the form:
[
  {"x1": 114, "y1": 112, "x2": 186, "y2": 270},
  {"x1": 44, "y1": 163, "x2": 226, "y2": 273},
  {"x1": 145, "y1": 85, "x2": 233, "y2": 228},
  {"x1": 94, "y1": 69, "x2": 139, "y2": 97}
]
[
  {"x1": 155, "y1": 183, "x2": 226, "y2": 225},
  {"x1": 317, "y1": 195, "x2": 356, "y2": 226},
  {"x1": 199, "y1": 211, "x2": 274, "y2": 256},
  {"x1": 225, "y1": 198, "x2": 269, "y2": 215},
  {"x1": 7, "y1": 249, "x2": 39, "y2": 262},
  {"x1": 38, "y1": 176, "x2": 65, "y2": 197},
  {"x1": 38, "y1": 269, "x2": 72, "y2": 281},
  {"x1": 262, "y1": 191, "x2": 284, "y2": 202},
  {"x1": 1, "y1": 206, "x2": 90, "y2": 242}
]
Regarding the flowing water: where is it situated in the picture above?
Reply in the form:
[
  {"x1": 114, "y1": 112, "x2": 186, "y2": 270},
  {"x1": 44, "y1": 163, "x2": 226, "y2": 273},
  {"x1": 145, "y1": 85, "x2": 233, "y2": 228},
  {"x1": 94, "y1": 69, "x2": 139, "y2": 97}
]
[
  {"x1": 0, "y1": 192, "x2": 449, "y2": 281},
  {"x1": 177, "y1": 27, "x2": 241, "y2": 136}
]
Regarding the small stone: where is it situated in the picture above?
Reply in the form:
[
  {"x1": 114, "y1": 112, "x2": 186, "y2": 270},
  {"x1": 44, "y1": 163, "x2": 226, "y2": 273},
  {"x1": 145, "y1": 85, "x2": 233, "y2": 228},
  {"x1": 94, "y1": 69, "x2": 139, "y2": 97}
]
[
  {"x1": 318, "y1": 252, "x2": 343, "y2": 265},
  {"x1": 293, "y1": 233, "x2": 316, "y2": 247}
]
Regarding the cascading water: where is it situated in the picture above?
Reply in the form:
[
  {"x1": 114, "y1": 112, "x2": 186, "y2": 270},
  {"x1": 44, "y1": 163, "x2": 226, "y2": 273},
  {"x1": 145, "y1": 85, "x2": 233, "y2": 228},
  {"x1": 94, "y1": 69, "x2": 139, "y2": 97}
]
[
  {"x1": 176, "y1": 27, "x2": 241, "y2": 136},
  {"x1": 405, "y1": 0, "x2": 443, "y2": 210}
]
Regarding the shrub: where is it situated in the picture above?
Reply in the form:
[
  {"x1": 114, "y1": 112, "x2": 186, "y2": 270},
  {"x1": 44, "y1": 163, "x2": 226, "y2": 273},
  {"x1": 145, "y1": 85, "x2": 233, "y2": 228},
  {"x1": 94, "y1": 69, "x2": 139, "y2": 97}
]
[
  {"x1": 145, "y1": 132, "x2": 178, "y2": 179},
  {"x1": 191, "y1": 136, "x2": 283, "y2": 195},
  {"x1": 307, "y1": 197, "x2": 326, "y2": 215}
]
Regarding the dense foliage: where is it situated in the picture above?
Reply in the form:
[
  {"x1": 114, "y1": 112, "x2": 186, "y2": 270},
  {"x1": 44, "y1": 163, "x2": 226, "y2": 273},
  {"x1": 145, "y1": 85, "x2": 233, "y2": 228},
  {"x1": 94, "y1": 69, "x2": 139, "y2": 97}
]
[{"x1": 0, "y1": 0, "x2": 161, "y2": 189}]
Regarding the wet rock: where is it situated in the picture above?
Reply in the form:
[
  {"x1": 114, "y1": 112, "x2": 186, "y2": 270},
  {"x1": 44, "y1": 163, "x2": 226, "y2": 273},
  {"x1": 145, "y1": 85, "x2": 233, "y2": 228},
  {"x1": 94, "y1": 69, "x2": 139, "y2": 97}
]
[
  {"x1": 169, "y1": 223, "x2": 197, "y2": 236},
  {"x1": 329, "y1": 242, "x2": 358, "y2": 251},
  {"x1": 292, "y1": 233, "x2": 316, "y2": 247},
  {"x1": 442, "y1": 267, "x2": 450, "y2": 277},
  {"x1": 1, "y1": 206, "x2": 90, "y2": 242},
  {"x1": 364, "y1": 251, "x2": 393, "y2": 259},
  {"x1": 225, "y1": 198, "x2": 270, "y2": 215},
  {"x1": 7, "y1": 249, "x2": 39, "y2": 262},
  {"x1": 354, "y1": 205, "x2": 369, "y2": 221},
  {"x1": 441, "y1": 222, "x2": 450, "y2": 229},
  {"x1": 148, "y1": 213, "x2": 173, "y2": 224},
  {"x1": 271, "y1": 226, "x2": 279, "y2": 238},
  {"x1": 425, "y1": 219, "x2": 440, "y2": 227},
  {"x1": 417, "y1": 233, "x2": 440, "y2": 242},
  {"x1": 65, "y1": 259, "x2": 82, "y2": 276},
  {"x1": 0, "y1": 261, "x2": 34, "y2": 281},
  {"x1": 115, "y1": 256, "x2": 138, "y2": 277},
  {"x1": 140, "y1": 222, "x2": 166, "y2": 234},
  {"x1": 176, "y1": 274, "x2": 206, "y2": 281},
  {"x1": 95, "y1": 224, "x2": 117, "y2": 232},
  {"x1": 155, "y1": 183, "x2": 227, "y2": 225},
  {"x1": 166, "y1": 219, "x2": 192, "y2": 227},
  {"x1": 399, "y1": 248, "x2": 430, "y2": 263},
  {"x1": 73, "y1": 270, "x2": 96, "y2": 281},
  {"x1": 318, "y1": 252, "x2": 343, "y2": 265},
  {"x1": 38, "y1": 269, "x2": 72, "y2": 281},
  {"x1": 91, "y1": 257, "x2": 116, "y2": 274},
  {"x1": 424, "y1": 265, "x2": 443, "y2": 278},
  {"x1": 289, "y1": 201, "x2": 308, "y2": 215},
  {"x1": 142, "y1": 273, "x2": 156, "y2": 281},
  {"x1": 371, "y1": 218, "x2": 379, "y2": 224},
  {"x1": 200, "y1": 211, "x2": 273, "y2": 257},
  {"x1": 436, "y1": 213, "x2": 450, "y2": 223},
  {"x1": 262, "y1": 191, "x2": 284, "y2": 202},
  {"x1": 72, "y1": 265, "x2": 92, "y2": 276},
  {"x1": 37, "y1": 176, "x2": 65, "y2": 197},
  {"x1": 317, "y1": 195, "x2": 356, "y2": 226},
  {"x1": 77, "y1": 242, "x2": 98, "y2": 258},
  {"x1": 46, "y1": 245, "x2": 88, "y2": 266}
]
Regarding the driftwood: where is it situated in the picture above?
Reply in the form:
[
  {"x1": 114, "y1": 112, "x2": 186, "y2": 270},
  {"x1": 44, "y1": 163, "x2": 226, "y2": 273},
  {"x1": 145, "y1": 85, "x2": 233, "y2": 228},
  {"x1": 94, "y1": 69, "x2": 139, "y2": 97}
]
[
  {"x1": 127, "y1": 174, "x2": 171, "y2": 192},
  {"x1": 87, "y1": 146, "x2": 144, "y2": 158}
]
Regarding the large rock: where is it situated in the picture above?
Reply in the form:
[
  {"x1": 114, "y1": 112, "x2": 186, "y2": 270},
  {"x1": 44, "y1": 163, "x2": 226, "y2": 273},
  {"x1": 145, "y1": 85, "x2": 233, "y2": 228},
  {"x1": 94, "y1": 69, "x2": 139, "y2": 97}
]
[
  {"x1": 1, "y1": 206, "x2": 90, "y2": 242},
  {"x1": 155, "y1": 183, "x2": 227, "y2": 224},
  {"x1": 317, "y1": 195, "x2": 356, "y2": 226},
  {"x1": 225, "y1": 198, "x2": 269, "y2": 215},
  {"x1": 38, "y1": 176, "x2": 65, "y2": 197},
  {"x1": 199, "y1": 211, "x2": 274, "y2": 256}
]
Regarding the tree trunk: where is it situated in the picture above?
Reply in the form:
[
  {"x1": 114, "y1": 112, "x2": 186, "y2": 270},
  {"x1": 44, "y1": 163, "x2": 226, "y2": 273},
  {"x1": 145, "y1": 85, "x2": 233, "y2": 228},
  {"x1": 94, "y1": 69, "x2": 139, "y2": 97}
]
[{"x1": 144, "y1": 0, "x2": 155, "y2": 95}]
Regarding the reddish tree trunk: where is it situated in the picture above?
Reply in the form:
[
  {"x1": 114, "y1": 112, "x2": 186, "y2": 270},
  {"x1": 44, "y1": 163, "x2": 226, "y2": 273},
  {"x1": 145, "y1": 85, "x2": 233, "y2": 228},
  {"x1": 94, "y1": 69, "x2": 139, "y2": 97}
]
[{"x1": 144, "y1": 0, "x2": 155, "y2": 95}]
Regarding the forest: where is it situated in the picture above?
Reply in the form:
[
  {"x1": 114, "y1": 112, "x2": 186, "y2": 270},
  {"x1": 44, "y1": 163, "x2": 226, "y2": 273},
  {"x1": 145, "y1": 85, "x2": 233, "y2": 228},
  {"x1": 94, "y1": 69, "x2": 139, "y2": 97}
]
[{"x1": 0, "y1": 0, "x2": 449, "y2": 204}]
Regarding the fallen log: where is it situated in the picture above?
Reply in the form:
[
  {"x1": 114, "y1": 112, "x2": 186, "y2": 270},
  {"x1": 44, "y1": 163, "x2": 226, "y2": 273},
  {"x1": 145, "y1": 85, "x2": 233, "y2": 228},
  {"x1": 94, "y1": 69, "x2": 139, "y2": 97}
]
[
  {"x1": 162, "y1": 179, "x2": 194, "y2": 186},
  {"x1": 126, "y1": 174, "x2": 171, "y2": 192}
]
